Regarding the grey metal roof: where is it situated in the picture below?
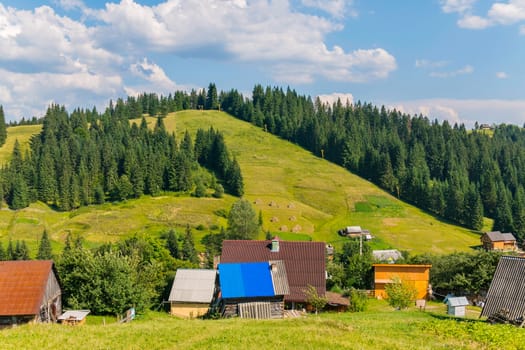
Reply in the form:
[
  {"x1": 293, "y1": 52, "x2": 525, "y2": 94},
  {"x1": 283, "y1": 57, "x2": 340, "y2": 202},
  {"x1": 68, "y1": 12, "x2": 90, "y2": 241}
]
[
  {"x1": 58, "y1": 310, "x2": 90, "y2": 321},
  {"x1": 481, "y1": 256, "x2": 525, "y2": 319},
  {"x1": 168, "y1": 269, "x2": 216, "y2": 303},
  {"x1": 373, "y1": 249, "x2": 403, "y2": 262},
  {"x1": 447, "y1": 297, "x2": 469, "y2": 307},
  {"x1": 485, "y1": 231, "x2": 516, "y2": 242},
  {"x1": 269, "y1": 260, "x2": 290, "y2": 296}
]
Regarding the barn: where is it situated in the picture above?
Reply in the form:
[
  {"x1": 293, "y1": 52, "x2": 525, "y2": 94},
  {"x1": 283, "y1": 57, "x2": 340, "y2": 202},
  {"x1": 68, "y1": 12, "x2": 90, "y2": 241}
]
[
  {"x1": 0, "y1": 260, "x2": 62, "y2": 327},
  {"x1": 168, "y1": 269, "x2": 217, "y2": 318},
  {"x1": 218, "y1": 260, "x2": 289, "y2": 319}
]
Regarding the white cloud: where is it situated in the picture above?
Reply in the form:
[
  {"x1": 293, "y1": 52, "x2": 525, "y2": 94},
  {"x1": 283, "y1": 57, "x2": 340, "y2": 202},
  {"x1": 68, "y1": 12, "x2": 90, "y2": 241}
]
[
  {"x1": 429, "y1": 65, "x2": 474, "y2": 78},
  {"x1": 444, "y1": 0, "x2": 525, "y2": 33},
  {"x1": 440, "y1": 0, "x2": 477, "y2": 13},
  {"x1": 389, "y1": 98, "x2": 525, "y2": 127},
  {"x1": 92, "y1": 0, "x2": 395, "y2": 83},
  {"x1": 496, "y1": 71, "x2": 508, "y2": 79},
  {"x1": 125, "y1": 58, "x2": 186, "y2": 97},
  {"x1": 301, "y1": 0, "x2": 356, "y2": 19},
  {"x1": 317, "y1": 93, "x2": 354, "y2": 106},
  {"x1": 457, "y1": 14, "x2": 492, "y2": 29},
  {"x1": 415, "y1": 59, "x2": 449, "y2": 68}
]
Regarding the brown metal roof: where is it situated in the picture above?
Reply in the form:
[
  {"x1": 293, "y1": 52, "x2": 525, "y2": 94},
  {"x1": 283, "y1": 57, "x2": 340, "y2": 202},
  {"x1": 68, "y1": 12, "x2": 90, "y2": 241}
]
[
  {"x1": 0, "y1": 260, "x2": 54, "y2": 316},
  {"x1": 484, "y1": 231, "x2": 516, "y2": 242},
  {"x1": 221, "y1": 239, "x2": 326, "y2": 302},
  {"x1": 481, "y1": 256, "x2": 525, "y2": 320}
]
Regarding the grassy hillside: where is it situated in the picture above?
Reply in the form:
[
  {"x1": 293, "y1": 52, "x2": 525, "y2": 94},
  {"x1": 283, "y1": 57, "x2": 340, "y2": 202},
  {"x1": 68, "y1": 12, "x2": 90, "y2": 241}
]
[
  {"x1": 0, "y1": 300, "x2": 521, "y2": 349},
  {"x1": 0, "y1": 111, "x2": 481, "y2": 254}
]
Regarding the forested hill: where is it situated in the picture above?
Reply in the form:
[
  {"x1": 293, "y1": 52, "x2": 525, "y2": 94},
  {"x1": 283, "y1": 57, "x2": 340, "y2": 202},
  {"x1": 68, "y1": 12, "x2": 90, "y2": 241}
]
[
  {"x1": 220, "y1": 85, "x2": 525, "y2": 238},
  {"x1": 0, "y1": 104, "x2": 243, "y2": 211},
  {"x1": 2, "y1": 83, "x2": 524, "y2": 241}
]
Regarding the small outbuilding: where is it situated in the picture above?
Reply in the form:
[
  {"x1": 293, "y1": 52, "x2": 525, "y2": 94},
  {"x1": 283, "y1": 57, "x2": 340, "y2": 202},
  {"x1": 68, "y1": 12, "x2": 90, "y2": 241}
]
[
  {"x1": 168, "y1": 269, "x2": 217, "y2": 318},
  {"x1": 373, "y1": 249, "x2": 403, "y2": 263},
  {"x1": 373, "y1": 264, "x2": 432, "y2": 300},
  {"x1": 218, "y1": 260, "x2": 289, "y2": 319},
  {"x1": 446, "y1": 297, "x2": 469, "y2": 317},
  {"x1": 481, "y1": 231, "x2": 517, "y2": 251},
  {"x1": 58, "y1": 310, "x2": 90, "y2": 325}
]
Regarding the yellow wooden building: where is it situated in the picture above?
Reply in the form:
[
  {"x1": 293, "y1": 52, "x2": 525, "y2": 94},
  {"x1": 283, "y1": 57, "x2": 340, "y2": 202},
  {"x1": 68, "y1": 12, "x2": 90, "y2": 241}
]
[{"x1": 373, "y1": 264, "x2": 432, "y2": 300}]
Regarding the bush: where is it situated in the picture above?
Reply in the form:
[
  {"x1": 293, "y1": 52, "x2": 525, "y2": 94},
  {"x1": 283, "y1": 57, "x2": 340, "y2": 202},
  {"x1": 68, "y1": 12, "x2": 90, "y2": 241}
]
[
  {"x1": 348, "y1": 288, "x2": 368, "y2": 312},
  {"x1": 384, "y1": 276, "x2": 417, "y2": 310}
]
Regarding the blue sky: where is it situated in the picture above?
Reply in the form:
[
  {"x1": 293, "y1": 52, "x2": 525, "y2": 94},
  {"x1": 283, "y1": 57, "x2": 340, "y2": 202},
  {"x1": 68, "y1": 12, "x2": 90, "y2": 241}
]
[{"x1": 0, "y1": 0, "x2": 524, "y2": 127}]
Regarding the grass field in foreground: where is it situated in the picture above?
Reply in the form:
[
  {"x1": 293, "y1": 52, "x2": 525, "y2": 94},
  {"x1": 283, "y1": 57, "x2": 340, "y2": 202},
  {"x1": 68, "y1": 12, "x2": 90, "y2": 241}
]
[
  {"x1": 0, "y1": 300, "x2": 522, "y2": 350},
  {"x1": 0, "y1": 111, "x2": 481, "y2": 255}
]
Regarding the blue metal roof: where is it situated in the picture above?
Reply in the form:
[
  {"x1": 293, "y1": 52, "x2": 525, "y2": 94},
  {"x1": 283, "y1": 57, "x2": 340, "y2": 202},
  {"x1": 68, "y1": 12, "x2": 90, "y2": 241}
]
[{"x1": 219, "y1": 262, "x2": 275, "y2": 298}]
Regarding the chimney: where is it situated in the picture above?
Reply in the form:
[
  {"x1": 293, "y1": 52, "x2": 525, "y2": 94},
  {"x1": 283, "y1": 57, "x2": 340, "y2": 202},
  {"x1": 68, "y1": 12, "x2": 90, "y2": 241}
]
[{"x1": 271, "y1": 238, "x2": 279, "y2": 252}]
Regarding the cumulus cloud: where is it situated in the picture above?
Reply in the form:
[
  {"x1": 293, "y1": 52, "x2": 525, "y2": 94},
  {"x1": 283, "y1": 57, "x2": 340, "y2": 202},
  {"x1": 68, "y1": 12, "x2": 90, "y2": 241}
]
[
  {"x1": 0, "y1": 0, "x2": 397, "y2": 121},
  {"x1": 389, "y1": 98, "x2": 525, "y2": 127},
  {"x1": 443, "y1": 0, "x2": 525, "y2": 33},
  {"x1": 317, "y1": 93, "x2": 354, "y2": 106}
]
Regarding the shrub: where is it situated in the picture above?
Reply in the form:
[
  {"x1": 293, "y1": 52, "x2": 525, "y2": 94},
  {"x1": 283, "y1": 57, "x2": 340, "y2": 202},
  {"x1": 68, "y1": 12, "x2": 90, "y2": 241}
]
[
  {"x1": 384, "y1": 276, "x2": 417, "y2": 310},
  {"x1": 348, "y1": 288, "x2": 368, "y2": 312}
]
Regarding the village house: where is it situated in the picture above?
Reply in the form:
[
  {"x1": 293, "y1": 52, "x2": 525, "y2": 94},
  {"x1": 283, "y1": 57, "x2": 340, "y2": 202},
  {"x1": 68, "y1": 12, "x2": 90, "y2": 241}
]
[
  {"x1": 372, "y1": 264, "x2": 432, "y2": 300},
  {"x1": 481, "y1": 256, "x2": 525, "y2": 324},
  {"x1": 220, "y1": 237, "x2": 326, "y2": 308},
  {"x1": 167, "y1": 269, "x2": 217, "y2": 318},
  {"x1": 218, "y1": 260, "x2": 289, "y2": 319},
  {"x1": 481, "y1": 231, "x2": 517, "y2": 251},
  {"x1": 0, "y1": 260, "x2": 62, "y2": 327}
]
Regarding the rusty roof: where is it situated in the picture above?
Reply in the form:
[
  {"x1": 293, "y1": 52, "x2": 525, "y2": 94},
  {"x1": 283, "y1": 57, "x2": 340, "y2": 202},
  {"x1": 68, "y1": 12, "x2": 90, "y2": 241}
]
[
  {"x1": 0, "y1": 260, "x2": 55, "y2": 316},
  {"x1": 221, "y1": 238, "x2": 326, "y2": 302}
]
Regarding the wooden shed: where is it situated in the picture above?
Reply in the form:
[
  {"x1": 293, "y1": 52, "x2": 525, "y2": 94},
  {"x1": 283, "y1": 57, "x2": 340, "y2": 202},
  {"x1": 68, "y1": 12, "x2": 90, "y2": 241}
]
[
  {"x1": 58, "y1": 310, "x2": 90, "y2": 325},
  {"x1": 446, "y1": 297, "x2": 469, "y2": 317},
  {"x1": 0, "y1": 260, "x2": 61, "y2": 327},
  {"x1": 373, "y1": 264, "x2": 432, "y2": 300},
  {"x1": 218, "y1": 260, "x2": 289, "y2": 319},
  {"x1": 168, "y1": 269, "x2": 217, "y2": 318}
]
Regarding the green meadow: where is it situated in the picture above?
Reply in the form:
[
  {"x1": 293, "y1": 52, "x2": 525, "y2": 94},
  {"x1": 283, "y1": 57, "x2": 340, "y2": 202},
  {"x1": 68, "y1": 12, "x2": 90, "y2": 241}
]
[
  {"x1": 1, "y1": 300, "x2": 522, "y2": 350},
  {"x1": 0, "y1": 110, "x2": 480, "y2": 254}
]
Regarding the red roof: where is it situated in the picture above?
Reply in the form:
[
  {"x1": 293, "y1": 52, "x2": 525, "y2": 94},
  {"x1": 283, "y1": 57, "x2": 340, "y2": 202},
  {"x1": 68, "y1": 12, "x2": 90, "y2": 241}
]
[
  {"x1": 221, "y1": 239, "x2": 326, "y2": 302},
  {"x1": 0, "y1": 260, "x2": 55, "y2": 316}
]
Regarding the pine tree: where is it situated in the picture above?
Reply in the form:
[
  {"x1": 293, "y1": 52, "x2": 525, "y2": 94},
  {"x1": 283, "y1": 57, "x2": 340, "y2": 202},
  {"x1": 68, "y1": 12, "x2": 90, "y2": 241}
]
[
  {"x1": 166, "y1": 229, "x2": 180, "y2": 259},
  {"x1": 206, "y1": 83, "x2": 218, "y2": 110},
  {"x1": 0, "y1": 105, "x2": 7, "y2": 146},
  {"x1": 36, "y1": 230, "x2": 53, "y2": 260},
  {"x1": 181, "y1": 224, "x2": 198, "y2": 264}
]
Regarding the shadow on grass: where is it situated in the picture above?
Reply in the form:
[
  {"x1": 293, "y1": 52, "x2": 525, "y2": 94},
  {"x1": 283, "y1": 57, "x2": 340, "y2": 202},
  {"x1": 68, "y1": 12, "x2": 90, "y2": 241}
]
[{"x1": 428, "y1": 312, "x2": 486, "y2": 324}]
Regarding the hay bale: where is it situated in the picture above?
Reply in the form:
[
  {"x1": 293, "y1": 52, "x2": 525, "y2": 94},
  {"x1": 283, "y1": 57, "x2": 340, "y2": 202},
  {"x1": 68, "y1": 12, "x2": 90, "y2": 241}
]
[
  {"x1": 292, "y1": 225, "x2": 302, "y2": 233},
  {"x1": 270, "y1": 216, "x2": 279, "y2": 223},
  {"x1": 279, "y1": 225, "x2": 289, "y2": 232},
  {"x1": 287, "y1": 203, "x2": 296, "y2": 209},
  {"x1": 269, "y1": 201, "x2": 279, "y2": 208},
  {"x1": 254, "y1": 198, "x2": 262, "y2": 205},
  {"x1": 289, "y1": 216, "x2": 296, "y2": 221}
]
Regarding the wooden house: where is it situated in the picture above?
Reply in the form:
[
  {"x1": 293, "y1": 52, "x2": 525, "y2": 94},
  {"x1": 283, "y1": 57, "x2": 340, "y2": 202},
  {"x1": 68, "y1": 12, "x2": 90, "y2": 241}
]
[
  {"x1": 481, "y1": 231, "x2": 517, "y2": 251},
  {"x1": 0, "y1": 260, "x2": 61, "y2": 327},
  {"x1": 220, "y1": 237, "x2": 326, "y2": 307},
  {"x1": 446, "y1": 297, "x2": 469, "y2": 317},
  {"x1": 168, "y1": 269, "x2": 217, "y2": 318},
  {"x1": 58, "y1": 310, "x2": 90, "y2": 325},
  {"x1": 218, "y1": 260, "x2": 289, "y2": 319},
  {"x1": 373, "y1": 264, "x2": 432, "y2": 300},
  {"x1": 481, "y1": 256, "x2": 525, "y2": 323}
]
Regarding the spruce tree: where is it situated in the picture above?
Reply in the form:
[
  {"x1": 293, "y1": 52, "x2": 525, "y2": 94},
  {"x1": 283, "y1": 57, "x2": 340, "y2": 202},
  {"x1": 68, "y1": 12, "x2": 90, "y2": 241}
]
[
  {"x1": 181, "y1": 224, "x2": 198, "y2": 264},
  {"x1": 166, "y1": 229, "x2": 180, "y2": 259},
  {"x1": 37, "y1": 230, "x2": 53, "y2": 260},
  {"x1": 0, "y1": 105, "x2": 7, "y2": 147}
]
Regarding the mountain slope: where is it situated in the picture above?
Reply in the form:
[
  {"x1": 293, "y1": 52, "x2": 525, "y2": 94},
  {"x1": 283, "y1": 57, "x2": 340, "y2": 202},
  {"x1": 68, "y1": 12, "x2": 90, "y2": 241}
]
[{"x1": 0, "y1": 111, "x2": 480, "y2": 254}]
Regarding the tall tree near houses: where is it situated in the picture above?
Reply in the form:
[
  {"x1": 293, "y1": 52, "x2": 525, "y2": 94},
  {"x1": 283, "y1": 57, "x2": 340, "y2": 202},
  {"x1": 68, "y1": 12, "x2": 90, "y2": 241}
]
[
  {"x1": 181, "y1": 224, "x2": 198, "y2": 264},
  {"x1": 0, "y1": 105, "x2": 6, "y2": 147},
  {"x1": 227, "y1": 198, "x2": 259, "y2": 240},
  {"x1": 166, "y1": 229, "x2": 180, "y2": 259},
  {"x1": 37, "y1": 230, "x2": 53, "y2": 260}
]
